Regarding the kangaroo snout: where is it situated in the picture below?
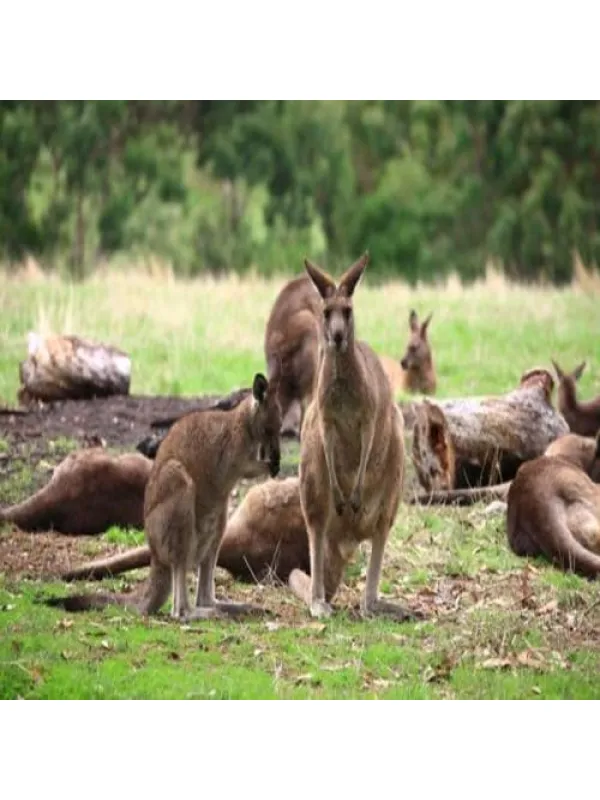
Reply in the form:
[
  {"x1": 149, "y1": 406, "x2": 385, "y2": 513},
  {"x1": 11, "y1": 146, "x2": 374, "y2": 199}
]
[{"x1": 400, "y1": 357, "x2": 408, "y2": 370}]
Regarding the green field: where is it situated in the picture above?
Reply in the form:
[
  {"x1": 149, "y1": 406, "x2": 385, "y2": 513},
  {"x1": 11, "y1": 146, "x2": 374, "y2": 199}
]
[{"x1": 1, "y1": 265, "x2": 600, "y2": 700}]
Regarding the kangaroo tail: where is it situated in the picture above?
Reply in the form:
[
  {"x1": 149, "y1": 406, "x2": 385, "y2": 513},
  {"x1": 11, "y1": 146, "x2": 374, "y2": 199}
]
[
  {"x1": 534, "y1": 500, "x2": 600, "y2": 579},
  {"x1": 43, "y1": 563, "x2": 171, "y2": 614},
  {"x1": 61, "y1": 545, "x2": 152, "y2": 582},
  {"x1": 409, "y1": 482, "x2": 512, "y2": 507}
]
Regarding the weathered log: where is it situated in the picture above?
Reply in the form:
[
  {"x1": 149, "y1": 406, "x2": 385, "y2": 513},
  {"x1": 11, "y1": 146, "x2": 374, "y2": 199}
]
[
  {"x1": 410, "y1": 367, "x2": 569, "y2": 498},
  {"x1": 18, "y1": 332, "x2": 131, "y2": 404}
]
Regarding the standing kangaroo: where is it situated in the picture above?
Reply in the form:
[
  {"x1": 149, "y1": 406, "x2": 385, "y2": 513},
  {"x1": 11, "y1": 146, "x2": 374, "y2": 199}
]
[
  {"x1": 264, "y1": 275, "x2": 322, "y2": 438},
  {"x1": 379, "y1": 309, "x2": 436, "y2": 396},
  {"x1": 290, "y1": 253, "x2": 411, "y2": 620},
  {"x1": 46, "y1": 373, "x2": 281, "y2": 620},
  {"x1": 551, "y1": 359, "x2": 600, "y2": 437},
  {"x1": 507, "y1": 431, "x2": 600, "y2": 577}
]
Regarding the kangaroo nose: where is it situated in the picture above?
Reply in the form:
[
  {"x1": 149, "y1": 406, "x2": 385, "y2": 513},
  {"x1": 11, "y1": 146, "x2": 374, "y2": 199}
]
[
  {"x1": 333, "y1": 332, "x2": 343, "y2": 346},
  {"x1": 400, "y1": 357, "x2": 408, "y2": 369}
]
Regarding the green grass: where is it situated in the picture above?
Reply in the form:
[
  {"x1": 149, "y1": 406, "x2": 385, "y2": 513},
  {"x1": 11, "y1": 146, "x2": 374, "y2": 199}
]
[{"x1": 1, "y1": 266, "x2": 600, "y2": 700}]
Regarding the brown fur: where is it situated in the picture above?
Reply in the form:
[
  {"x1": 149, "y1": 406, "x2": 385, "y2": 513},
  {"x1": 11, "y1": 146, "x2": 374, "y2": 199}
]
[
  {"x1": 291, "y1": 253, "x2": 412, "y2": 620},
  {"x1": 379, "y1": 309, "x2": 436, "y2": 396},
  {"x1": 411, "y1": 400, "x2": 456, "y2": 493},
  {"x1": 45, "y1": 373, "x2": 282, "y2": 620},
  {"x1": 263, "y1": 275, "x2": 322, "y2": 437},
  {"x1": 552, "y1": 359, "x2": 600, "y2": 437},
  {"x1": 507, "y1": 431, "x2": 600, "y2": 577},
  {"x1": 0, "y1": 449, "x2": 152, "y2": 535}
]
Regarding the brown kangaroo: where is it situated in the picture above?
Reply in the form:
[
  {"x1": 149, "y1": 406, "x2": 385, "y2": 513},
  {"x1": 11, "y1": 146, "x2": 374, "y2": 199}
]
[
  {"x1": 0, "y1": 449, "x2": 152, "y2": 535},
  {"x1": 507, "y1": 431, "x2": 600, "y2": 577},
  {"x1": 45, "y1": 373, "x2": 281, "y2": 620},
  {"x1": 379, "y1": 309, "x2": 436, "y2": 396},
  {"x1": 291, "y1": 252, "x2": 411, "y2": 620},
  {"x1": 551, "y1": 359, "x2": 600, "y2": 437},
  {"x1": 263, "y1": 274, "x2": 321, "y2": 437}
]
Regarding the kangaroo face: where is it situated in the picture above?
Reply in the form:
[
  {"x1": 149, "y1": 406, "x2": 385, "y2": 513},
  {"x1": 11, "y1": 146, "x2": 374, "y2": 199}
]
[
  {"x1": 400, "y1": 310, "x2": 432, "y2": 372},
  {"x1": 322, "y1": 294, "x2": 354, "y2": 354},
  {"x1": 250, "y1": 373, "x2": 282, "y2": 478},
  {"x1": 303, "y1": 253, "x2": 369, "y2": 355}
]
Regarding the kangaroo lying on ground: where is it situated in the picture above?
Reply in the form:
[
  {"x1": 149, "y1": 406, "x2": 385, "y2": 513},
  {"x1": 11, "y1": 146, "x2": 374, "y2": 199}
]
[
  {"x1": 379, "y1": 309, "x2": 437, "y2": 396},
  {"x1": 551, "y1": 359, "x2": 600, "y2": 437},
  {"x1": 45, "y1": 373, "x2": 282, "y2": 620},
  {"x1": 290, "y1": 253, "x2": 411, "y2": 620},
  {"x1": 507, "y1": 430, "x2": 600, "y2": 578},
  {"x1": 0, "y1": 449, "x2": 152, "y2": 535},
  {"x1": 61, "y1": 476, "x2": 309, "y2": 584}
]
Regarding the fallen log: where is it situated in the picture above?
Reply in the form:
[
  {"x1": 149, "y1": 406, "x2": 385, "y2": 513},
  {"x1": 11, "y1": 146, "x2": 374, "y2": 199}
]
[
  {"x1": 18, "y1": 332, "x2": 131, "y2": 404},
  {"x1": 410, "y1": 367, "x2": 569, "y2": 499}
]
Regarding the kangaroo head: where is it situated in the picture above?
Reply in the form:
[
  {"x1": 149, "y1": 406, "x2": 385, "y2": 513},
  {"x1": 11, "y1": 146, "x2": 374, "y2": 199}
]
[
  {"x1": 551, "y1": 358, "x2": 586, "y2": 405},
  {"x1": 412, "y1": 400, "x2": 454, "y2": 492},
  {"x1": 249, "y1": 373, "x2": 282, "y2": 478},
  {"x1": 304, "y1": 252, "x2": 369, "y2": 354},
  {"x1": 400, "y1": 310, "x2": 433, "y2": 373}
]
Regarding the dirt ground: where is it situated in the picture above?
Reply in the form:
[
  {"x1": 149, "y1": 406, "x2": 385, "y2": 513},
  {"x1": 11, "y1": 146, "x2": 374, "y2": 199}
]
[{"x1": 0, "y1": 390, "x2": 263, "y2": 581}]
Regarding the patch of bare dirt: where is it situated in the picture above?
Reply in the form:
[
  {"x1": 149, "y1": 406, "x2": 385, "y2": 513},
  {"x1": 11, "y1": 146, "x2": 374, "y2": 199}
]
[
  {"x1": 0, "y1": 528, "x2": 125, "y2": 582},
  {"x1": 1, "y1": 393, "x2": 226, "y2": 453}
]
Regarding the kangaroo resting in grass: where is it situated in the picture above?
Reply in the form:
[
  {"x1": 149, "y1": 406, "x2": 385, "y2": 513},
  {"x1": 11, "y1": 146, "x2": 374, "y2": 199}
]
[
  {"x1": 46, "y1": 373, "x2": 282, "y2": 620},
  {"x1": 0, "y1": 448, "x2": 152, "y2": 535},
  {"x1": 551, "y1": 359, "x2": 600, "y2": 437},
  {"x1": 507, "y1": 430, "x2": 600, "y2": 578},
  {"x1": 61, "y1": 476, "x2": 309, "y2": 584},
  {"x1": 289, "y1": 253, "x2": 412, "y2": 620},
  {"x1": 379, "y1": 309, "x2": 437, "y2": 396}
]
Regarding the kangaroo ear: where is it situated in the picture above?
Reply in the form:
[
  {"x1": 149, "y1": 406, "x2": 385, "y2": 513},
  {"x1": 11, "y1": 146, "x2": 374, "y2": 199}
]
[
  {"x1": 573, "y1": 361, "x2": 587, "y2": 382},
  {"x1": 339, "y1": 252, "x2": 369, "y2": 297},
  {"x1": 409, "y1": 309, "x2": 419, "y2": 332},
  {"x1": 304, "y1": 259, "x2": 336, "y2": 300},
  {"x1": 252, "y1": 373, "x2": 269, "y2": 405},
  {"x1": 551, "y1": 359, "x2": 564, "y2": 381},
  {"x1": 420, "y1": 312, "x2": 433, "y2": 338}
]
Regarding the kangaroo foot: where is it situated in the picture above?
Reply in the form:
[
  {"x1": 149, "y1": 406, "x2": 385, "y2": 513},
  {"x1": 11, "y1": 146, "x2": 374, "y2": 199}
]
[
  {"x1": 183, "y1": 606, "x2": 228, "y2": 622},
  {"x1": 310, "y1": 599, "x2": 333, "y2": 619},
  {"x1": 215, "y1": 600, "x2": 267, "y2": 618},
  {"x1": 360, "y1": 599, "x2": 422, "y2": 622}
]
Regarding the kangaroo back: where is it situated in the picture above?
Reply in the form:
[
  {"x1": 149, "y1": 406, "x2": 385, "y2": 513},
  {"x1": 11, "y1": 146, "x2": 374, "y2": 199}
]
[{"x1": 264, "y1": 275, "x2": 322, "y2": 436}]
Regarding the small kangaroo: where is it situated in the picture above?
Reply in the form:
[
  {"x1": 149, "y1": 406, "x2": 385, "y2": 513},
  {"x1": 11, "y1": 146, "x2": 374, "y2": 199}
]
[
  {"x1": 46, "y1": 373, "x2": 281, "y2": 620},
  {"x1": 379, "y1": 309, "x2": 436, "y2": 396},
  {"x1": 292, "y1": 253, "x2": 412, "y2": 620},
  {"x1": 507, "y1": 431, "x2": 600, "y2": 577},
  {"x1": 0, "y1": 449, "x2": 152, "y2": 535},
  {"x1": 264, "y1": 275, "x2": 321, "y2": 437},
  {"x1": 551, "y1": 359, "x2": 600, "y2": 437}
]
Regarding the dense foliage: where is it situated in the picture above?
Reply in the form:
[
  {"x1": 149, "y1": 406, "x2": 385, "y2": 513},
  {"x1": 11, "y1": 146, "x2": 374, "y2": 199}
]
[{"x1": 1, "y1": 100, "x2": 599, "y2": 283}]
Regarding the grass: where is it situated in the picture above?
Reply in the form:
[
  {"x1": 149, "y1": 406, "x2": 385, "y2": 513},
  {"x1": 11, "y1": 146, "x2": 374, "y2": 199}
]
[{"x1": 2, "y1": 263, "x2": 600, "y2": 700}]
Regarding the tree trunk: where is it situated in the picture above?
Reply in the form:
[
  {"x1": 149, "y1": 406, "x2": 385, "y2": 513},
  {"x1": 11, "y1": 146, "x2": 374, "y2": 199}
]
[
  {"x1": 408, "y1": 368, "x2": 569, "y2": 497},
  {"x1": 18, "y1": 332, "x2": 131, "y2": 404}
]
